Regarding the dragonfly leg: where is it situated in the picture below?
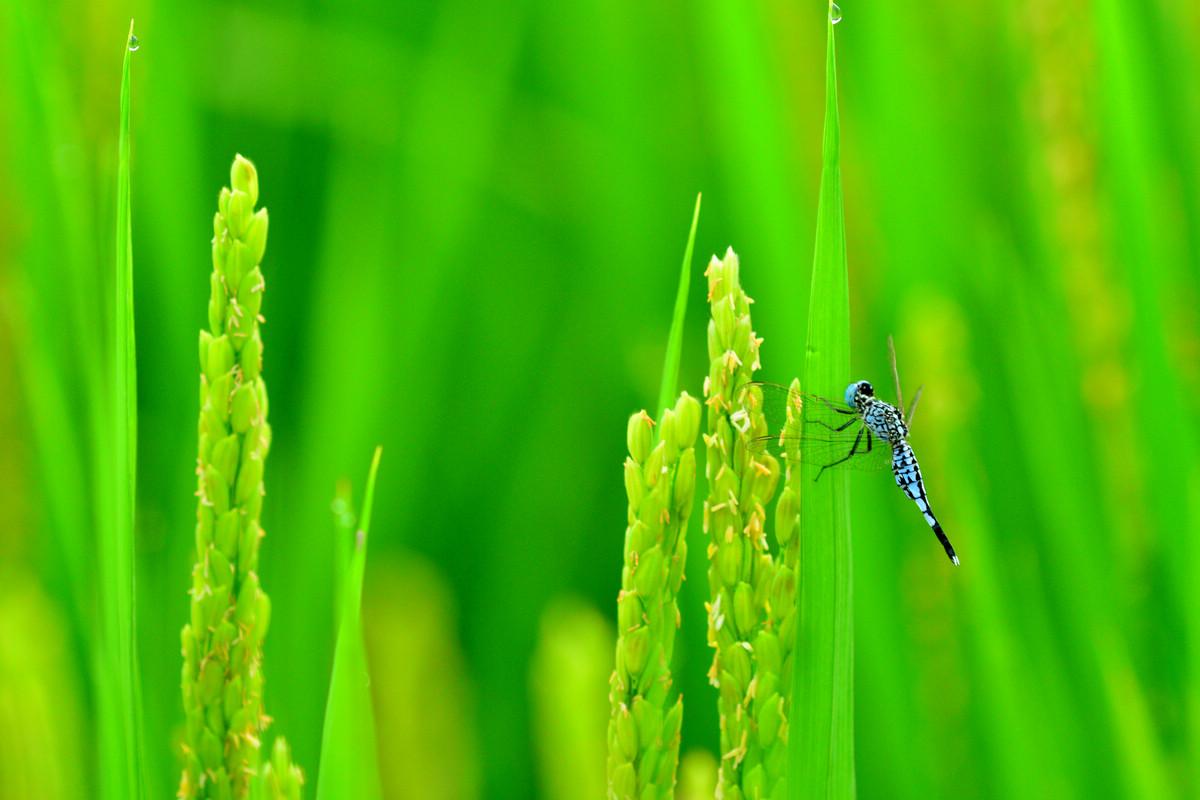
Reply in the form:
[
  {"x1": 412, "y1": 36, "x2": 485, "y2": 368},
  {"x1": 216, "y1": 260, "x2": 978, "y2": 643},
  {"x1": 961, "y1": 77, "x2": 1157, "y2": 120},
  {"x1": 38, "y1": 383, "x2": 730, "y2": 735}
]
[
  {"x1": 815, "y1": 427, "x2": 865, "y2": 482},
  {"x1": 809, "y1": 394, "x2": 857, "y2": 416},
  {"x1": 812, "y1": 414, "x2": 861, "y2": 433}
]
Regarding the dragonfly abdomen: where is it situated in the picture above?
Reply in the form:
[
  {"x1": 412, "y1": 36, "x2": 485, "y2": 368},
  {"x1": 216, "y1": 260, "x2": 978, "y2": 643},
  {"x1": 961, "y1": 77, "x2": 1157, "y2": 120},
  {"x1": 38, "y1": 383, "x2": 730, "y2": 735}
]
[{"x1": 891, "y1": 441, "x2": 959, "y2": 566}]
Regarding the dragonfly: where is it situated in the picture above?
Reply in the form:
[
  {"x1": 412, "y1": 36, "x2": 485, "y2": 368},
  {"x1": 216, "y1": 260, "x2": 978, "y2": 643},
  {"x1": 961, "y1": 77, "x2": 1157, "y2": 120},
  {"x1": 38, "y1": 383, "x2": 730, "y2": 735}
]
[{"x1": 734, "y1": 338, "x2": 959, "y2": 566}]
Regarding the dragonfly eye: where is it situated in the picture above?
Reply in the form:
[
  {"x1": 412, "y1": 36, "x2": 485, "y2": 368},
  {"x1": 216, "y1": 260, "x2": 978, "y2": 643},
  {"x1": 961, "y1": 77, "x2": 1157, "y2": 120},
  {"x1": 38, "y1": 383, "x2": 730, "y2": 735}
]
[{"x1": 844, "y1": 380, "x2": 873, "y2": 406}]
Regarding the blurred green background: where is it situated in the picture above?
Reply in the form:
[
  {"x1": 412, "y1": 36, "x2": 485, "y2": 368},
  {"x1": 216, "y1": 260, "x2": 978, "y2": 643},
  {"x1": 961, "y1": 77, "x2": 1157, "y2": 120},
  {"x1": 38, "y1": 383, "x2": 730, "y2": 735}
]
[{"x1": 2, "y1": 0, "x2": 1199, "y2": 798}]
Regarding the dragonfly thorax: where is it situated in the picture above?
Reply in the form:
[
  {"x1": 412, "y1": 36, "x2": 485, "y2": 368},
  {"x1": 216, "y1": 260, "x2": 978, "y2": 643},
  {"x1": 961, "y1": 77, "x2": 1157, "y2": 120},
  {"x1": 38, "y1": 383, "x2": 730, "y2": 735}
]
[
  {"x1": 861, "y1": 398, "x2": 908, "y2": 444},
  {"x1": 845, "y1": 380, "x2": 908, "y2": 443}
]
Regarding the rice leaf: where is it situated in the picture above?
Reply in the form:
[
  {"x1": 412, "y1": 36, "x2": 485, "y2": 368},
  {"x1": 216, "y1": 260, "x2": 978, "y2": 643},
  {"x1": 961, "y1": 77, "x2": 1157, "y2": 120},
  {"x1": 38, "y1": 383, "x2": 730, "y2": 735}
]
[
  {"x1": 656, "y1": 193, "x2": 702, "y2": 417},
  {"x1": 607, "y1": 199, "x2": 704, "y2": 797},
  {"x1": 331, "y1": 478, "x2": 356, "y2": 619},
  {"x1": 789, "y1": 14, "x2": 856, "y2": 798},
  {"x1": 3, "y1": 0, "x2": 98, "y2": 631},
  {"x1": 1093, "y1": 1, "x2": 1199, "y2": 791},
  {"x1": 317, "y1": 446, "x2": 385, "y2": 800},
  {"x1": 99, "y1": 20, "x2": 147, "y2": 799}
]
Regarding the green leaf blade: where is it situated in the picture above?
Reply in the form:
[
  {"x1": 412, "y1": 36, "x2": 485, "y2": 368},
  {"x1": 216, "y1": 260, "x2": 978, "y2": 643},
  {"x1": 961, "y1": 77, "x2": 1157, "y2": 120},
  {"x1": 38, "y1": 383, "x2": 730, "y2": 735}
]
[
  {"x1": 655, "y1": 193, "x2": 702, "y2": 418},
  {"x1": 100, "y1": 19, "x2": 146, "y2": 800},
  {"x1": 317, "y1": 446, "x2": 385, "y2": 800},
  {"x1": 790, "y1": 17, "x2": 856, "y2": 800}
]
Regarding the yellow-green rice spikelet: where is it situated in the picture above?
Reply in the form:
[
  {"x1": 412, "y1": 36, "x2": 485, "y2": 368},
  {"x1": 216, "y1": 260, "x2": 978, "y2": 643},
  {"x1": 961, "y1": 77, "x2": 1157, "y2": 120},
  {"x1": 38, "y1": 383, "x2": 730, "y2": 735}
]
[
  {"x1": 179, "y1": 154, "x2": 277, "y2": 799},
  {"x1": 607, "y1": 391, "x2": 701, "y2": 798},
  {"x1": 258, "y1": 738, "x2": 303, "y2": 800},
  {"x1": 701, "y1": 249, "x2": 785, "y2": 797}
]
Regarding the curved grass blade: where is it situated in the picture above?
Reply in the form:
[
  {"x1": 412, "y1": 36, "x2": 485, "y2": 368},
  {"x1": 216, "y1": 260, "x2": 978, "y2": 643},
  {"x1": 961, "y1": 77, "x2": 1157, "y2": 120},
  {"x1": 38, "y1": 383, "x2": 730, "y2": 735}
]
[
  {"x1": 789, "y1": 12, "x2": 856, "y2": 798},
  {"x1": 656, "y1": 193, "x2": 702, "y2": 417},
  {"x1": 99, "y1": 19, "x2": 147, "y2": 799},
  {"x1": 317, "y1": 446, "x2": 385, "y2": 800}
]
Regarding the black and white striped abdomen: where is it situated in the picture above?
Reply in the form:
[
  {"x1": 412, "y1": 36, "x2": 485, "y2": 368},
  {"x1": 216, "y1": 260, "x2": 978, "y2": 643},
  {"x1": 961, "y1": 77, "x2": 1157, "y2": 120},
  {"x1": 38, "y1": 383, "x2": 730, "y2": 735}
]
[
  {"x1": 892, "y1": 442, "x2": 924, "y2": 500},
  {"x1": 892, "y1": 441, "x2": 959, "y2": 565}
]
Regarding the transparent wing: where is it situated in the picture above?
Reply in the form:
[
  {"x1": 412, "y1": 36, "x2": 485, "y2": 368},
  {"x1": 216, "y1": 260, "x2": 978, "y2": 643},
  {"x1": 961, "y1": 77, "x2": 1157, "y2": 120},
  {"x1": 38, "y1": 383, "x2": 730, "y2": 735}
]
[{"x1": 734, "y1": 382, "x2": 891, "y2": 472}]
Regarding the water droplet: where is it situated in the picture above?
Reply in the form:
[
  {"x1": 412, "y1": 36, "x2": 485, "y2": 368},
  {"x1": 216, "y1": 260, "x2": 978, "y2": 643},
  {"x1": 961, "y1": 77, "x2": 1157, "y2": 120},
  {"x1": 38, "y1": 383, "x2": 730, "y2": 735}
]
[
  {"x1": 830, "y1": 3, "x2": 843, "y2": 23},
  {"x1": 128, "y1": 34, "x2": 139, "y2": 51}
]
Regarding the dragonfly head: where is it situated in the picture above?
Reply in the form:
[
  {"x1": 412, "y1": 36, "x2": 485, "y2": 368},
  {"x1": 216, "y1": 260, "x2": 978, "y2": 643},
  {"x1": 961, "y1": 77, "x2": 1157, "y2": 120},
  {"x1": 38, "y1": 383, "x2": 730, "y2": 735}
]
[{"x1": 845, "y1": 380, "x2": 873, "y2": 408}]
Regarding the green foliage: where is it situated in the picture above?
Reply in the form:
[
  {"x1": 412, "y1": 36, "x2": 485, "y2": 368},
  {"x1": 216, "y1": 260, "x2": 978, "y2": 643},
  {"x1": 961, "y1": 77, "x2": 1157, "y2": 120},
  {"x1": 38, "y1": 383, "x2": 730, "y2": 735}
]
[
  {"x1": 363, "y1": 557, "x2": 477, "y2": 799},
  {"x1": 531, "y1": 598, "x2": 612, "y2": 800},
  {"x1": 0, "y1": 573, "x2": 87, "y2": 800},
  {"x1": 607, "y1": 202, "x2": 704, "y2": 798},
  {"x1": 180, "y1": 154, "x2": 276, "y2": 799},
  {"x1": 316, "y1": 447, "x2": 384, "y2": 800},
  {"x1": 789, "y1": 17, "x2": 855, "y2": 799},
  {"x1": 656, "y1": 193, "x2": 703, "y2": 418},
  {"x1": 2, "y1": 2, "x2": 1199, "y2": 798},
  {"x1": 99, "y1": 22, "x2": 147, "y2": 798}
]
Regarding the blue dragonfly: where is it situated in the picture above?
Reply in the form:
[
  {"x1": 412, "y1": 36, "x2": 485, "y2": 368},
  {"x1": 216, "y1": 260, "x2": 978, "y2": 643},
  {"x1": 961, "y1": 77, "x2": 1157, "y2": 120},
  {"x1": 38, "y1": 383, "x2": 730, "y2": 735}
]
[{"x1": 735, "y1": 340, "x2": 959, "y2": 566}]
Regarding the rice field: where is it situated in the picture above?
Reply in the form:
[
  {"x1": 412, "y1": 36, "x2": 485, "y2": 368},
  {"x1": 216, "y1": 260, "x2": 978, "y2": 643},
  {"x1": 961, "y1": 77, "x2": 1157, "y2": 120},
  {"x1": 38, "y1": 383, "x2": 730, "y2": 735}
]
[{"x1": 1, "y1": 1, "x2": 1198, "y2": 798}]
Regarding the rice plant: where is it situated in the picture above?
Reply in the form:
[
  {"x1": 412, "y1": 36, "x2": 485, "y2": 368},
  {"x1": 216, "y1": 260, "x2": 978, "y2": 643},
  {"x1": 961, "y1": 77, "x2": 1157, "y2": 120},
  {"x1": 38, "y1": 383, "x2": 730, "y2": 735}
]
[
  {"x1": 789, "y1": 14, "x2": 856, "y2": 799},
  {"x1": 259, "y1": 739, "x2": 304, "y2": 800},
  {"x1": 179, "y1": 154, "x2": 284, "y2": 798},
  {"x1": 606, "y1": 198, "x2": 702, "y2": 798},
  {"x1": 316, "y1": 447, "x2": 385, "y2": 800},
  {"x1": 607, "y1": 394, "x2": 700, "y2": 798},
  {"x1": 2, "y1": 2, "x2": 1197, "y2": 799},
  {"x1": 701, "y1": 249, "x2": 796, "y2": 798},
  {"x1": 100, "y1": 24, "x2": 147, "y2": 798}
]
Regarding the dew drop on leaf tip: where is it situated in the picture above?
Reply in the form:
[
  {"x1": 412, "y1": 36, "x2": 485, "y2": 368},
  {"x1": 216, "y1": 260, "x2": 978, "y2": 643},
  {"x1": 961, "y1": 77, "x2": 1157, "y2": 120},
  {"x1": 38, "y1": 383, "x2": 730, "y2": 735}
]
[
  {"x1": 831, "y1": 3, "x2": 843, "y2": 24},
  {"x1": 128, "y1": 34, "x2": 139, "y2": 51}
]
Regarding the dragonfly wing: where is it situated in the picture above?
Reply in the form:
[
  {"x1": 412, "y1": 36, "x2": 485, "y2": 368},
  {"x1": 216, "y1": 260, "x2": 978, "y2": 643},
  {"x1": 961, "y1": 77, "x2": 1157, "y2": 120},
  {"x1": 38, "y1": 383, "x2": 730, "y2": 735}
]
[
  {"x1": 738, "y1": 382, "x2": 891, "y2": 472},
  {"x1": 784, "y1": 429, "x2": 893, "y2": 472}
]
